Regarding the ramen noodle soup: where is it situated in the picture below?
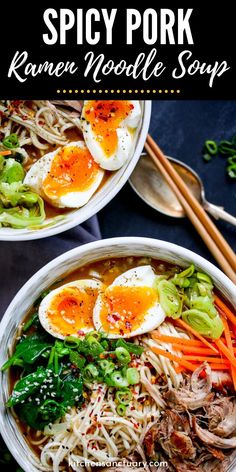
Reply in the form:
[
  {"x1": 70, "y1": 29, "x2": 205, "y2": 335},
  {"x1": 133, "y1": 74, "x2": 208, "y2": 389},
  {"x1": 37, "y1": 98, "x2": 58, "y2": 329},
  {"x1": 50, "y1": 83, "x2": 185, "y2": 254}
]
[
  {"x1": 2, "y1": 256, "x2": 236, "y2": 472},
  {"x1": 0, "y1": 100, "x2": 141, "y2": 229}
]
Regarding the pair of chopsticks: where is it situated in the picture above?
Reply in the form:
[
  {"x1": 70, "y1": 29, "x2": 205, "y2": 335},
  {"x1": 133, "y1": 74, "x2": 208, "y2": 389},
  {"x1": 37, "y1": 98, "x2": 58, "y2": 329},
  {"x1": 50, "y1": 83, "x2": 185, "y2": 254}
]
[{"x1": 145, "y1": 135, "x2": 236, "y2": 284}]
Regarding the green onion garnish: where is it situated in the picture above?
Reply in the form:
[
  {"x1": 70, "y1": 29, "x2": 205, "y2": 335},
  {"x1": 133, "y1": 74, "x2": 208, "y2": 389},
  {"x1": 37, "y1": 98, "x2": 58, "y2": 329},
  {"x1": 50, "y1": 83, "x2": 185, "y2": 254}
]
[
  {"x1": 84, "y1": 364, "x2": 99, "y2": 381},
  {"x1": 205, "y1": 140, "x2": 218, "y2": 155},
  {"x1": 98, "y1": 359, "x2": 115, "y2": 375},
  {"x1": 2, "y1": 133, "x2": 19, "y2": 149},
  {"x1": 126, "y1": 367, "x2": 140, "y2": 385},
  {"x1": 115, "y1": 347, "x2": 131, "y2": 365},
  {"x1": 105, "y1": 371, "x2": 129, "y2": 388},
  {"x1": 115, "y1": 388, "x2": 132, "y2": 405},
  {"x1": 64, "y1": 336, "x2": 81, "y2": 349},
  {"x1": 116, "y1": 404, "x2": 127, "y2": 416}
]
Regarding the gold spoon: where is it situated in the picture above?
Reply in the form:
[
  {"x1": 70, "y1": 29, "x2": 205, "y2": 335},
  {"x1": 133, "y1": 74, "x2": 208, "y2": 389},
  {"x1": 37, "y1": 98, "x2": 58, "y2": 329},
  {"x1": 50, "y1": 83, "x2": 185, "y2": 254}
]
[{"x1": 129, "y1": 152, "x2": 236, "y2": 226}]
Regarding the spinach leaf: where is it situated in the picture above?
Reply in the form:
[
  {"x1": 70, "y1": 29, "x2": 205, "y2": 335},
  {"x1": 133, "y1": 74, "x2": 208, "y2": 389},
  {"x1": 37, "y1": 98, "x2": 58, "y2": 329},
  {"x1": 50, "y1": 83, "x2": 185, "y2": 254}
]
[
  {"x1": 61, "y1": 373, "x2": 83, "y2": 408},
  {"x1": 115, "y1": 338, "x2": 144, "y2": 356},
  {"x1": 7, "y1": 367, "x2": 48, "y2": 407},
  {"x1": 1, "y1": 333, "x2": 53, "y2": 371},
  {"x1": 17, "y1": 400, "x2": 65, "y2": 431}
]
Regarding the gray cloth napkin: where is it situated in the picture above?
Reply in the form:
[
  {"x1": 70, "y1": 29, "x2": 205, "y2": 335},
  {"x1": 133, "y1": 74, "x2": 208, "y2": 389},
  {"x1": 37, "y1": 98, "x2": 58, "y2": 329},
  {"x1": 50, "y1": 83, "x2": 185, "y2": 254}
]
[{"x1": 0, "y1": 216, "x2": 101, "y2": 318}]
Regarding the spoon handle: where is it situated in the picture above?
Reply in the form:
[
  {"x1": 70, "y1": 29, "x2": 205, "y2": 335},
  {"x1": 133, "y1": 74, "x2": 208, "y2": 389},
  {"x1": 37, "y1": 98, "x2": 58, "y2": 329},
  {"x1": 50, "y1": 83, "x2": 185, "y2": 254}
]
[{"x1": 204, "y1": 201, "x2": 236, "y2": 227}]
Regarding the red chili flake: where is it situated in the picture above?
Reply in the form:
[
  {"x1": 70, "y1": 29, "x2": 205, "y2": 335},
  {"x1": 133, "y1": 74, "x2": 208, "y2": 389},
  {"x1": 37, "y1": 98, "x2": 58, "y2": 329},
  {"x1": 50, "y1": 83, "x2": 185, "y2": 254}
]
[
  {"x1": 129, "y1": 104, "x2": 134, "y2": 110},
  {"x1": 98, "y1": 396, "x2": 101, "y2": 402},
  {"x1": 130, "y1": 406, "x2": 135, "y2": 410},
  {"x1": 77, "y1": 330, "x2": 85, "y2": 336},
  {"x1": 85, "y1": 110, "x2": 90, "y2": 114}
]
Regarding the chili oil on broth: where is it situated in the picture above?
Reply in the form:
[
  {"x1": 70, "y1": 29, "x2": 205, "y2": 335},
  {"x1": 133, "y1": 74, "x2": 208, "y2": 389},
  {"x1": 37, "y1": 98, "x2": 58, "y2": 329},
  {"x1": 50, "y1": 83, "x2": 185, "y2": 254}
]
[{"x1": 8, "y1": 256, "x2": 178, "y2": 462}]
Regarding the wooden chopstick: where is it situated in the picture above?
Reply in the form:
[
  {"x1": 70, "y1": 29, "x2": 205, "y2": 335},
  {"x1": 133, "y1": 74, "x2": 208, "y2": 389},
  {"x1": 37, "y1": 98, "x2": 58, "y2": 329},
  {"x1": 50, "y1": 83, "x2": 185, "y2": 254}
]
[{"x1": 144, "y1": 139, "x2": 236, "y2": 284}]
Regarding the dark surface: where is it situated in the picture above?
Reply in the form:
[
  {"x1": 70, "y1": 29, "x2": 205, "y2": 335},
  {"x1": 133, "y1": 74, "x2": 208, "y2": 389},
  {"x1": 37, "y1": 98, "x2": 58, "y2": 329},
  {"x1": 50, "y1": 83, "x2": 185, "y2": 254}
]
[{"x1": 98, "y1": 100, "x2": 236, "y2": 264}]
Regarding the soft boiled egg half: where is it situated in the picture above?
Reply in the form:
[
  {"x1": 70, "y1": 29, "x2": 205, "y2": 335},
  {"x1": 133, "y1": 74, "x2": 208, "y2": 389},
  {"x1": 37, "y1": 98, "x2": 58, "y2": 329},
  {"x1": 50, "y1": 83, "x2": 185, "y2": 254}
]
[
  {"x1": 38, "y1": 280, "x2": 105, "y2": 339},
  {"x1": 93, "y1": 265, "x2": 165, "y2": 338},
  {"x1": 24, "y1": 141, "x2": 104, "y2": 208},
  {"x1": 81, "y1": 100, "x2": 141, "y2": 170}
]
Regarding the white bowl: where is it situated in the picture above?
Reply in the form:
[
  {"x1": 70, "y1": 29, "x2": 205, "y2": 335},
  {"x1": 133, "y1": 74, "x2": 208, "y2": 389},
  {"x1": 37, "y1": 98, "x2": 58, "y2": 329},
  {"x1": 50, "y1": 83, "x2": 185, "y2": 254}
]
[
  {"x1": 0, "y1": 102, "x2": 151, "y2": 241},
  {"x1": 0, "y1": 237, "x2": 235, "y2": 472}
]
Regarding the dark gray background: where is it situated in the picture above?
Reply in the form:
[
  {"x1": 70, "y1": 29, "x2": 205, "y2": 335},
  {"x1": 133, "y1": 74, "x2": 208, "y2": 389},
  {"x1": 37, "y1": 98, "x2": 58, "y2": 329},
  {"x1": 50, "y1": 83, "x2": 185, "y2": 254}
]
[{"x1": 99, "y1": 100, "x2": 236, "y2": 262}]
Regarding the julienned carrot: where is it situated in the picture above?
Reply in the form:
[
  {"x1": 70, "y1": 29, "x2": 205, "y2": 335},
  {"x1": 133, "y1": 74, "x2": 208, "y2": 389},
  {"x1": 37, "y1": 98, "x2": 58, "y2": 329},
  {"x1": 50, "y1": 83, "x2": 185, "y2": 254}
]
[
  {"x1": 173, "y1": 318, "x2": 219, "y2": 354},
  {"x1": 181, "y1": 355, "x2": 230, "y2": 364},
  {"x1": 222, "y1": 316, "x2": 236, "y2": 390},
  {"x1": 171, "y1": 344, "x2": 220, "y2": 356},
  {"x1": 209, "y1": 363, "x2": 231, "y2": 370},
  {"x1": 151, "y1": 346, "x2": 197, "y2": 372},
  {"x1": 0, "y1": 150, "x2": 12, "y2": 156},
  {"x1": 174, "y1": 365, "x2": 186, "y2": 374},
  {"x1": 152, "y1": 332, "x2": 203, "y2": 347},
  {"x1": 215, "y1": 339, "x2": 236, "y2": 369},
  {"x1": 215, "y1": 295, "x2": 236, "y2": 328}
]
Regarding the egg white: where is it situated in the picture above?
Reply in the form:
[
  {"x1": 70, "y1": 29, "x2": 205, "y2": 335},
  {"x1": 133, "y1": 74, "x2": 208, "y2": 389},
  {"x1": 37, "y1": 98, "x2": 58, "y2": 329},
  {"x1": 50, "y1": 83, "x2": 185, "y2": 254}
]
[
  {"x1": 24, "y1": 141, "x2": 105, "y2": 208},
  {"x1": 93, "y1": 265, "x2": 166, "y2": 338},
  {"x1": 81, "y1": 100, "x2": 141, "y2": 171},
  {"x1": 39, "y1": 279, "x2": 105, "y2": 339}
]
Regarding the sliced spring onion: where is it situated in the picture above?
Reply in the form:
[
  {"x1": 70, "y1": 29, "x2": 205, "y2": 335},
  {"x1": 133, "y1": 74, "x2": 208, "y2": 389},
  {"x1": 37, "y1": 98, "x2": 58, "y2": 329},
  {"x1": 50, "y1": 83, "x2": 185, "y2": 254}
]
[
  {"x1": 85, "y1": 331, "x2": 102, "y2": 342},
  {"x1": 227, "y1": 156, "x2": 236, "y2": 165},
  {"x1": 116, "y1": 404, "x2": 127, "y2": 416},
  {"x1": 196, "y1": 272, "x2": 213, "y2": 286},
  {"x1": 2, "y1": 133, "x2": 19, "y2": 149},
  {"x1": 115, "y1": 389, "x2": 132, "y2": 405},
  {"x1": 98, "y1": 359, "x2": 115, "y2": 375},
  {"x1": 218, "y1": 140, "x2": 236, "y2": 156},
  {"x1": 126, "y1": 367, "x2": 140, "y2": 385},
  {"x1": 85, "y1": 335, "x2": 104, "y2": 356},
  {"x1": 115, "y1": 347, "x2": 131, "y2": 365},
  {"x1": 83, "y1": 364, "x2": 99, "y2": 381},
  {"x1": 157, "y1": 279, "x2": 181, "y2": 318},
  {"x1": 182, "y1": 309, "x2": 224, "y2": 339},
  {"x1": 205, "y1": 140, "x2": 218, "y2": 155},
  {"x1": 64, "y1": 336, "x2": 81, "y2": 349},
  {"x1": 227, "y1": 164, "x2": 236, "y2": 179},
  {"x1": 105, "y1": 371, "x2": 129, "y2": 388},
  {"x1": 172, "y1": 264, "x2": 195, "y2": 287},
  {"x1": 191, "y1": 296, "x2": 217, "y2": 318}
]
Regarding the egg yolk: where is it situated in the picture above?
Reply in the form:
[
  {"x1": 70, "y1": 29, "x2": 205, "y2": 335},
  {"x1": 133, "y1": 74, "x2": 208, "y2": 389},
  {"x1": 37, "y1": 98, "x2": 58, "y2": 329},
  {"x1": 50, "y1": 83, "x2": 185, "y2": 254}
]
[
  {"x1": 42, "y1": 145, "x2": 100, "y2": 198},
  {"x1": 47, "y1": 286, "x2": 98, "y2": 336},
  {"x1": 99, "y1": 285, "x2": 158, "y2": 335},
  {"x1": 83, "y1": 100, "x2": 134, "y2": 157}
]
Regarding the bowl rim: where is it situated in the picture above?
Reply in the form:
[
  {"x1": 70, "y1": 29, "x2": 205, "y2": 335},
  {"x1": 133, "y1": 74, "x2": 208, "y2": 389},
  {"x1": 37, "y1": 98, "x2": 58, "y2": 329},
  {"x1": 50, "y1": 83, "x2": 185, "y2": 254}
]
[
  {"x1": 1, "y1": 237, "x2": 235, "y2": 329},
  {"x1": 0, "y1": 101, "x2": 152, "y2": 241},
  {"x1": 0, "y1": 236, "x2": 235, "y2": 471}
]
